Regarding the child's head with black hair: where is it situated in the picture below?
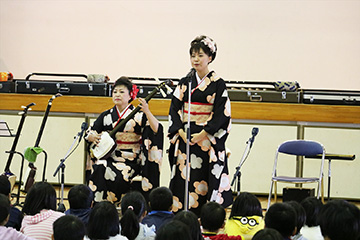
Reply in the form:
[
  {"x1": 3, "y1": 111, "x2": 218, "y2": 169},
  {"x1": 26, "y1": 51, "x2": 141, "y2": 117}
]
[
  {"x1": 22, "y1": 182, "x2": 57, "y2": 216},
  {"x1": 230, "y1": 192, "x2": 263, "y2": 218},
  {"x1": 265, "y1": 203, "x2": 297, "y2": 238},
  {"x1": 120, "y1": 191, "x2": 147, "y2": 240},
  {"x1": 0, "y1": 175, "x2": 11, "y2": 197},
  {"x1": 155, "y1": 220, "x2": 192, "y2": 240},
  {"x1": 68, "y1": 184, "x2": 93, "y2": 209},
  {"x1": 149, "y1": 186, "x2": 173, "y2": 212},
  {"x1": 318, "y1": 199, "x2": 360, "y2": 240},
  {"x1": 53, "y1": 215, "x2": 85, "y2": 240},
  {"x1": 173, "y1": 210, "x2": 203, "y2": 240},
  {"x1": 87, "y1": 201, "x2": 119, "y2": 240},
  {"x1": 200, "y1": 201, "x2": 226, "y2": 232},
  {"x1": 252, "y1": 228, "x2": 283, "y2": 240},
  {"x1": 300, "y1": 196, "x2": 323, "y2": 227},
  {"x1": 0, "y1": 193, "x2": 10, "y2": 226},
  {"x1": 284, "y1": 201, "x2": 306, "y2": 235}
]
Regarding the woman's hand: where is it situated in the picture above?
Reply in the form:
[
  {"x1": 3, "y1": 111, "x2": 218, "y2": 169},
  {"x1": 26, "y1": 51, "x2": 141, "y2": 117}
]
[
  {"x1": 191, "y1": 130, "x2": 208, "y2": 144},
  {"x1": 178, "y1": 129, "x2": 208, "y2": 145},
  {"x1": 139, "y1": 98, "x2": 159, "y2": 133},
  {"x1": 87, "y1": 131, "x2": 101, "y2": 145},
  {"x1": 138, "y1": 98, "x2": 150, "y2": 114}
]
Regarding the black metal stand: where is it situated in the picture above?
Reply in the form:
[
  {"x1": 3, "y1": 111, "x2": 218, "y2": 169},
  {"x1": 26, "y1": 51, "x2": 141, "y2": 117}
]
[
  {"x1": 42, "y1": 151, "x2": 48, "y2": 182},
  {"x1": 231, "y1": 128, "x2": 258, "y2": 196},
  {"x1": 53, "y1": 159, "x2": 66, "y2": 212},
  {"x1": 231, "y1": 138, "x2": 251, "y2": 196},
  {"x1": 5, "y1": 150, "x2": 25, "y2": 207},
  {"x1": 53, "y1": 130, "x2": 82, "y2": 212}
]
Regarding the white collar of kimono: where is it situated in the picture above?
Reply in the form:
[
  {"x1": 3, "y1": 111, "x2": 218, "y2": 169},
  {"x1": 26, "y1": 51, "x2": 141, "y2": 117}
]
[
  {"x1": 195, "y1": 71, "x2": 210, "y2": 85},
  {"x1": 116, "y1": 104, "x2": 131, "y2": 119}
]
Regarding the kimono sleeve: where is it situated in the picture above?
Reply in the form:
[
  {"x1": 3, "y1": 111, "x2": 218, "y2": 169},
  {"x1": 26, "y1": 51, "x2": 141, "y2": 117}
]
[
  {"x1": 84, "y1": 107, "x2": 115, "y2": 158},
  {"x1": 203, "y1": 79, "x2": 231, "y2": 136},
  {"x1": 84, "y1": 112, "x2": 104, "y2": 145},
  {"x1": 140, "y1": 122, "x2": 164, "y2": 192},
  {"x1": 168, "y1": 78, "x2": 186, "y2": 138},
  {"x1": 85, "y1": 107, "x2": 116, "y2": 139}
]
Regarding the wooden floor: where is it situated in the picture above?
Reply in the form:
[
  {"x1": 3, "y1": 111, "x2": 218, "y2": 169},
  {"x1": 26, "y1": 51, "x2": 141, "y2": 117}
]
[{"x1": 10, "y1": 184, "x2": 360, "y2": 212}]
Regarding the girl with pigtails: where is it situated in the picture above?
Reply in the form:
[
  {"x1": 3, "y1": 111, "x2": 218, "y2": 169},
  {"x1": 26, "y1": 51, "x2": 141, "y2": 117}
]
[{"x1": 120, "y1": 191, "x2": 156, "y2": 240}]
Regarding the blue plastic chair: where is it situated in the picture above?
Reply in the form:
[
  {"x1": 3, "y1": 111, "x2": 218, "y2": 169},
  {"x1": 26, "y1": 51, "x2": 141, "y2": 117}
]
[{"x1": 267, "y1": 140, "x2": 325, "y2": 209}]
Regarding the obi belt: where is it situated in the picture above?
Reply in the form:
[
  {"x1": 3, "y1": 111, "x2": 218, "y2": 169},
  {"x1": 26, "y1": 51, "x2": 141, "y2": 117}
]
[
  {"x1": 183, "y1": 102, "x2": 213, "y2": 124},
  {"x1": 115, "y1": 132, "x2": 142, "y2": 149}
]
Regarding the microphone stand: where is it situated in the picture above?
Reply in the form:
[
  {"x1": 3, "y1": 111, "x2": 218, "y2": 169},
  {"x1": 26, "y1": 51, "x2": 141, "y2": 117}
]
[
  {"x1": 53, "y1": 129, "x2": 82, "y2": 212},
  {"x1": 184, "y1": 71, "x2": 192, "y2": 211},
  {"x1": 231, "y1": 129, "x2": 258, "y2": 196}
]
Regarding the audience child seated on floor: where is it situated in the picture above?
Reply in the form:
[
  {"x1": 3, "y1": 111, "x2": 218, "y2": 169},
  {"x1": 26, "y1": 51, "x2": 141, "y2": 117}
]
[
  {"x1": 141, "y1": 186, "x2": 174, "y2": 232},
  {"x1": 318, "y1": 199, "x2": 360, "y2": 240},
  {"x1": 201, "y1": 202, "x2": 242, "y2": 240},
  {"x1": 0, "y1": 193, "x2": 35, "y2": 240},
  {"x1": 299, "y1": 197, "x2": 323, "y2": 240},
  {"x1": 120, "y1": 191, "x2": 156, "y2": 240},
  {"x1": 252, "y1": 228, "x2": 283, "y2": 240},
  {"x1": 52, "y1": 215, "x2": 85, "y2": 240},
  {"x1": 284, "y1": 201, "x2": 307, "y2": 240},
  {"x1": 0, "y1": 175, "x2": 22, "y2": 230},
  {"x1": 224, "y1": 192, "x2": 264, "y2": 239},
  {"x1": 173, "y1": 210, "x2": 203, "y2": 240},
  {"x1": 155, "y1": 220, "x2": 192, "y2": 240},
  {"x1": 65, "y1": 184, "x2": 93, "y2": 226},
  {"x1": 21, "y1": 182, "x2": 64, "y2": 240},
  {"x1": 264, "y1": 202, "x2": 297, "y2": 240},
  {"x1": 85, "y1": 201, "x2": 127, "y2": 240}
]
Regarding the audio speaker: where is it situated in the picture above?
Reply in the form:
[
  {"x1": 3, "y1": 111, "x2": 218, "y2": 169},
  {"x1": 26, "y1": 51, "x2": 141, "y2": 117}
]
[{"x1": 283, "y1": 187, "x2": 315, "y2": 203}]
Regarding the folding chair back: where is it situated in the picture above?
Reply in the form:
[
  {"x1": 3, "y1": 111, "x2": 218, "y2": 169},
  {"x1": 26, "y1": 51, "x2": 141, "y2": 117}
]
[{"x1": 267, "y1": 140, "x2": 325, "y2": 209}]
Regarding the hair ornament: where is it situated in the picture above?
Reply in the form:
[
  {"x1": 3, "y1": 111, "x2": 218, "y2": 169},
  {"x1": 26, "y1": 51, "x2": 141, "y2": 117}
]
[
  {"x1": 201, "y1": 36, "x2": 216, "y2": 54},
  {"x1": 130, "y1": 84, "x2": 139, "y2": 100},
  {"x1": 128, "y1": 205, "x2": 134, "y2": 210}
]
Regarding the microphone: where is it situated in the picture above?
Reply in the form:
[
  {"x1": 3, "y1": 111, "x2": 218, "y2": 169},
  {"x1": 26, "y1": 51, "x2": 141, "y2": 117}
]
[
  {"x1": 186, "y1": 68, "x2": 195, "y2": 79},
  {"x1": 78, "y1": 122, "x2": 88, "y2": 142},
  {"x1": 249, "y1": 127, "x2": 259, "y2": 148}
]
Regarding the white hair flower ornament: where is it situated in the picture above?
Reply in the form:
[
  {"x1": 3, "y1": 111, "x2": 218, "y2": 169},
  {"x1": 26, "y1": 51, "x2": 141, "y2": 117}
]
[{"x1": 201, "y1": 37, "x2": 216, "y2": 53}]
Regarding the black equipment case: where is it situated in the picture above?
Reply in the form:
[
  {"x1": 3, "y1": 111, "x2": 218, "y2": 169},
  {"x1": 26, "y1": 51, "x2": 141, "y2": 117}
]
[
  {"x1": 0, "y1": 81, "x2": 15, "y2": 93},
  {"x1": 226, "y1": 80, "x2": 302, "y2": 103},
  {"x1": 303, "y1": 89, "x2": 360, "y2": 106},
  {"x1": 128, "y1": 77, "x2": 177, "y2": 99},
  {"x1": 15, "y1": 73, "x2": 110, "y2": 96}
]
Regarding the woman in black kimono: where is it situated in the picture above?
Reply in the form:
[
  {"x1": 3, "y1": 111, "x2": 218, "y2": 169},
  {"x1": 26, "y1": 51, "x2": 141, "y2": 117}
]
[
  {"x1": 168, "y1": 35, "x2": 233, "y2": 216},
  {"x1": 86, "y1": 76, "x2": 163, "y2": 204}
]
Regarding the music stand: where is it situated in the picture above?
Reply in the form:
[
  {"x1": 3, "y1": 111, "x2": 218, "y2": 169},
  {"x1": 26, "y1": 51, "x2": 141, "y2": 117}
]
[
  {"x1": 0, "y1": 121, "x2": 14, "y2": 137},
  {"x1": 305, "y1": 153, "x2": 355, "y2": 201},
  {"x1": 0, "y1": 121, "x2": 27, "y2": 206}
]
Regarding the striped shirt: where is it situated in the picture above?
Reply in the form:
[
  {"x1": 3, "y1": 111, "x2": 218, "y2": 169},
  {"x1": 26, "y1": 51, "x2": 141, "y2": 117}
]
[{"x1": 21, "y1": 209, "x2": 64, "y2": 240}]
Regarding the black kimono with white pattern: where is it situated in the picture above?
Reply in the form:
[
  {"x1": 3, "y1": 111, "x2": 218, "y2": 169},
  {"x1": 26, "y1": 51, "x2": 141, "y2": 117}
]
[
  {"x1": 87, "y1": 104, "x2": 163, "y2": 204},
  {"x1": 168, "y1": 71, "x2": 233, "y2": 216}
]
